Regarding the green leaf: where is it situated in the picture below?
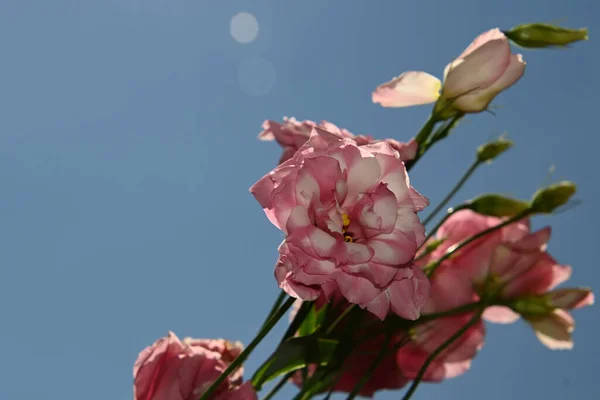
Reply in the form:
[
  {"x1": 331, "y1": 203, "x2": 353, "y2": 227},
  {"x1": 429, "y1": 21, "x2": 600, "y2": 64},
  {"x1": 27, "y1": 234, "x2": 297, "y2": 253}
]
[
  {"x1": 251, "y1": 335, "x2": 339, "y2": 390},
  {"x1": 298, "y1": 303, "x2": 329, "y2": 337}
]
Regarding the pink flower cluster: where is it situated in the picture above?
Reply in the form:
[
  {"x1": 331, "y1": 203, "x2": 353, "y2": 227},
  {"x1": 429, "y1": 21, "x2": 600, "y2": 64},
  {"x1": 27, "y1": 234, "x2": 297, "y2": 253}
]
[
  {"x1": 297, "y1": 210, "x2": 592, "y2": 397},
  {"x1": 134, "y1": 333, "x2": 257, "y2": 400},
  {"x1": 252, "y1": 127, "x2": 429, "y2": 320}
]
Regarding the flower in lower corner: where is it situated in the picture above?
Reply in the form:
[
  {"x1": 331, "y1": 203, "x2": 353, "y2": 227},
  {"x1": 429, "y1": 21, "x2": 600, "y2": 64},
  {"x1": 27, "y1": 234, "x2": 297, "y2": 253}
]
[
  {"x1": 251, "y1": 127, "x2": 430, "y2": 320},
  {"x1": 372, "y1": 28, "x2": 525, "y2": 116},
  {"x1": 258, "y1": 117, "x2": 417, "y2": 164},
  {"x1": 133, "y1": 332, "x2": 257, "y2": 400}
]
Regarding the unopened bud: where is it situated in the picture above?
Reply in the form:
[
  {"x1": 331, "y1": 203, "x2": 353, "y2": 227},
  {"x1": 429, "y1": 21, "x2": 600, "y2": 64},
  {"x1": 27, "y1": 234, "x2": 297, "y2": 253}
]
[
  {"x1": 465, "y1": 194, "x2": 529, "y2": 217},
  {"x1": 477, "y1": 138, "x2": 513, "y2": 163},
  {"x1": 512, "y1": 296, "x2": 553, "y2": 316},
  {"x1": 529, "y1": 181, "x2": 577, "y2": 214},
  {"x1": 504, "y1": 23, "x2": 589, "y2": 49}
]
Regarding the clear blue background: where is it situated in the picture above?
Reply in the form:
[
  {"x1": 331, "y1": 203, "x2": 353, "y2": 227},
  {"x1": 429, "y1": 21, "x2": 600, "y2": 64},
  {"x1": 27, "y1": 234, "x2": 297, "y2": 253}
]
[{"x1": 1, "y1": 1, "x2": 598, "y2": 399}]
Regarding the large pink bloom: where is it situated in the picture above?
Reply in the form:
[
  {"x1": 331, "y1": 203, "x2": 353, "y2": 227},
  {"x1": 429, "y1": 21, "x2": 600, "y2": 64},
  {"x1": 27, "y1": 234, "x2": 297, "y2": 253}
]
[
  {"x1": 259, "y1": 117, "x2": 417, "y2": 164},
  {"x1": 251, "y1": 127, "x2": 429, "y2": 320},
  {"x1": 133, "y1": 332, "x2": 257, "y2": 400},
  {"x1": 372, "y1": 28, "x2": 525, "y2": 114}
]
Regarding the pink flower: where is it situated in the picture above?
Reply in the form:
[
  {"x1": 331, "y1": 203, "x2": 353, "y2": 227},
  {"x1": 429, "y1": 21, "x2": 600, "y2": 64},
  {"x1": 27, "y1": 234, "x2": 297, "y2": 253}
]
[
  {"x1": 396, "y1": 315, "x2": 485, "y2": 382},
  {"x1": 133, "y1": 332, "x2": 257, "y2": 400},
  {"x1": 372, "y1": 28, "x2": 526, "y2": 114},
  {"x1": 258, "y1": 117, "x2": 417, "y2": 164},
  {"x1": 251, "y1": 127, "x2": 429, "y2": 320},
  {"x1": 423, "y1": 209, "x2": 593, "y2": 350}
]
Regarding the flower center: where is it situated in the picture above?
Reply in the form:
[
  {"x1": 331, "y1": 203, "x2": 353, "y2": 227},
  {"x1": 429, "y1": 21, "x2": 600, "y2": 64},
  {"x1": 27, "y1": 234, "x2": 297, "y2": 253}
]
[{"x1": 341, "y1": 213, "x2": 354, "y2": 242}]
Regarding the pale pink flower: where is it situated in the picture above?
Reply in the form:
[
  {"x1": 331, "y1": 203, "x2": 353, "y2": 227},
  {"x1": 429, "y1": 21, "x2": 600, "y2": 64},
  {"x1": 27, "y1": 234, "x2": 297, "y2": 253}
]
[
  {"x1": 258, "y1": 117, "x2": 417, "y2": 164},
  {"x1": 372, "y1": 28, "x2": 526, "y2": 114},
  {"x1": 251, "y1": 127, "x2": 429, "y2": 320},
  {"x1": 133, "y1": 332, "x2": 257, "y2": 400}
]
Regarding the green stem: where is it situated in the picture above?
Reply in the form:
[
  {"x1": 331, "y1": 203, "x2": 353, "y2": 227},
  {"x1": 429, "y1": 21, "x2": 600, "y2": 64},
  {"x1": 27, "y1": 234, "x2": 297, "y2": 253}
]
[
  {"x1": 414, "y1": 114, "x2": 438, "y2": 145},
  {"x1": 400, "y1": 311, "x2": 483, "y2": 400},
  {"x1": 345, "y1": 329, "x2": 393, "y2": 400},
  {"x1": 422, "y1": 159, "x2": 481, "y2": 227},
  {"x1": 325, "y1": 305, "x2": 355, "y2": 335},
  {"x1": 408, "y1": 114, "x2": 462, "y2": 171},
  {"x1": 199, "y1": 297, "x2": 296, "y2": 400},
  {"x1": 260, "y1": 290, "x2": 287, "y2": 330},
  {"x1": 261, "y1": 371, "x2": 293, "y2": 400},
  {"x1": 425, "y1": 210, "x2": 532, "y2": 276},
  {"x1": 406, "y1": 115, "x2": 438, "y2": 172},
  {"x1": 417, "y1": 301, "x2": 483, "y2": 323}
]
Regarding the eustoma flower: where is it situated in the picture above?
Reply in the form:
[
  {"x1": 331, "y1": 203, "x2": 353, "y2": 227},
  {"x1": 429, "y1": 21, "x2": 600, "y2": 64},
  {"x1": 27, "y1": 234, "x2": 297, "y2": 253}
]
[
  {"x1": 419, "y1": 210, "x2": 593, "y2": 351},
  {"x1": 372, "y1": 28, "x2": 526, "y2": 115},
  {"x1": 251, "y1": 127, "x2": 430, "y2": 320},
  {"x1": 259, "y1": 117, "x2": 418, "y2": 164},
  {"x1": 133, "y1": 332, "x2": 257, "y2": 400}
]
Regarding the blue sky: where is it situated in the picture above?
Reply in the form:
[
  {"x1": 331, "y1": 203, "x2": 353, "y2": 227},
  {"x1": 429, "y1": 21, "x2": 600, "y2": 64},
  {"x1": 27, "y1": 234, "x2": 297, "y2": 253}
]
[{"x1": 0, "y1": 1, "x2": 598, "y2": 399}]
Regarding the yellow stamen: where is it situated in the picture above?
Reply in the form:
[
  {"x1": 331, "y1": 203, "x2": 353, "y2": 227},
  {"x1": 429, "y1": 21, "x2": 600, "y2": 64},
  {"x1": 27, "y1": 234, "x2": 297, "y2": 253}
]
[
  {"x1": 342, "y1": 213, "x2": 350, "y2": 228},
  {"x1": 344, "y1": 235, "x2": 353, "y2": 243}
]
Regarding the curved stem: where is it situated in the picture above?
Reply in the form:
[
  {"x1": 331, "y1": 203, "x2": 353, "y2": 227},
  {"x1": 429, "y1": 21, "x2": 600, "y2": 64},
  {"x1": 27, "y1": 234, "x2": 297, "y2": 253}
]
[
  {"x1": 422, "y1": 159, "x2": 481, "y2": 227},
  {"x1": 261, "y1": 371, "x2": 293, "y2": 400},
  {"x1": 199, "y1": 297, "x2": 296, "y2": 400},
  {"x1": 401, "y1": 311, "x2": 483, "y2": 400},
  {"x1": 425, "y1": 209, "x2": 532, "y2": 276}
]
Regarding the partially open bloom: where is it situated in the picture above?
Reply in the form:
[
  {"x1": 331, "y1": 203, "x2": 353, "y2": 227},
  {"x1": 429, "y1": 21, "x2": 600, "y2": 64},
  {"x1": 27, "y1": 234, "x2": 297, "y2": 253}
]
[
  {"x1": 421, "y1": 209, "x2": 593, "y2": 350},
  {"x1": 259, "y1": 117, "x2": 418, "y2": 164},
  {"x1": 251, "y1": 128, "x2": 429, "y2": 320},
  {"x1": 133, "y1": 332, "x2": 257, "y2": 400},
  {"x1": 372, "y1": 28, "x2": 526, "y2": 115}
]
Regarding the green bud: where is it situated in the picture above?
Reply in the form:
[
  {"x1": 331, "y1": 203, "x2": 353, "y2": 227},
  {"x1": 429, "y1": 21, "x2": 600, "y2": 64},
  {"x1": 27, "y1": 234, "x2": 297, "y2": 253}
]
[
  {"x1": 477, "y1": 138, "x2": 513, "y2": 163},
  {"x1": 512, "y1": 296, "x2": 553, "y2": 316},
  {"x1": 529, "y1": 181, "x2": 577, "y2": 214},
  {"x1": 504, "y1": 23, "x2": 589, "y2": 49},
  {"x1": 464, "y1": 194, "x2": 529, "y2": 217}
]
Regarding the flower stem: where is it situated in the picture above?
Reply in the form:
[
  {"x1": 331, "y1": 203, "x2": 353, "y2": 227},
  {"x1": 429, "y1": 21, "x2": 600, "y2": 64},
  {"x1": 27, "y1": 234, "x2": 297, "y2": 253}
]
[
  {"x1": 199, "y1": 297, "x2": 296, "y2": 400},
  {"x1": 345, "y1": 329, "x2": 393, "y2": 400},
  {"x1": 406, "y1": 114, "x2": 438, "y2": 171},
  {"x1": 325, "y1": 305, "x2": 356, "y2": 335},
  {"x1": 400, "y1": 311, "x2": 483, "y2": 400},
  {"x1": 261, "y1": 371, "x2": 294, "y2": 400},
  {"x1": 422, "y1": 159, "x2": 481, "y2": 227},
  {"x1": 260, "y1": 290, "x2": 287, "y2": 330},
  {"x1": 425, "y1": 209, "x2": 532, "y2": 276},
  {"x1": 417, "y1": 301, "x2": 483, "y2": 323}
]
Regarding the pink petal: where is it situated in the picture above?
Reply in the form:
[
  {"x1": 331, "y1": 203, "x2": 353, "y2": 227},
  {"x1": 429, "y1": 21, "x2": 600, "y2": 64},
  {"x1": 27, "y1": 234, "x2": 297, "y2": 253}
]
[
  {"x1": 483, "y1": 306, "x2": 521, "y2": 324},
  {"x1": 443, "y1": 38, "x2": 511, "y2": 99},
  {"x1": 334, "y1": 270, "x2": 380, "y2": 306},
  {"x1": 548, "y1": 288, "x2": 595, "y2": 309},
  {"x1": 372, "y1": 71, "x2": 442, "y2": 107},
  {"x1": 456, "y1": 28, "x2": 507, "y2": 59}
]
